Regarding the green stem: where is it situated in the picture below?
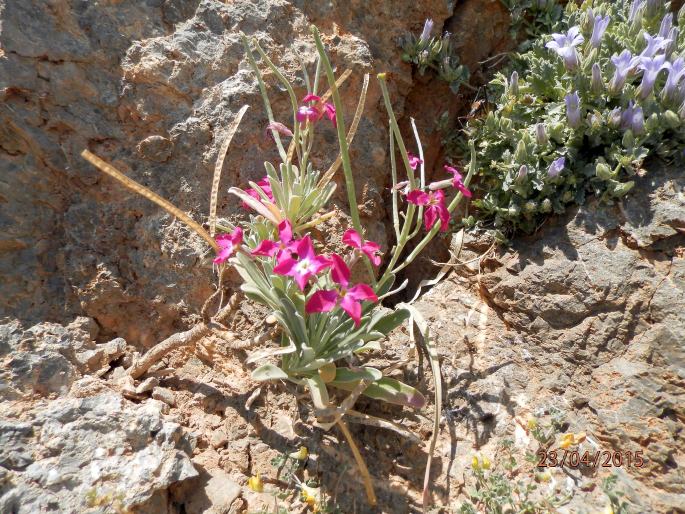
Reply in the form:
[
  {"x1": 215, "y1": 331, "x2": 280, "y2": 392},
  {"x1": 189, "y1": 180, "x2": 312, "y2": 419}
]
[
  {"x1": 241, "y1": 34, "x2": 287, "y2": 163},
  {"x1": 392, "y1": 141, "x2": 477, "y2": 274},
  {"x1": 378, "y1": 74, "x2": 417, "y2": 189},
  {"x1": 311, "y1": 26, "x2": 362, "y2": 234}
]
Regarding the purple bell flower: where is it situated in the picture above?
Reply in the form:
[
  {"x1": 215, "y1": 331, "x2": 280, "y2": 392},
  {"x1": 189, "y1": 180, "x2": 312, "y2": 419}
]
[
  {"x1": 548, "y1": 157, "x2": 566, "y2": 178},
  {"x1": 609, "y1": 50, "x2": 638, "y2": 95},
  {"x1": 565, "y1": 91, "x2": 582, "y2": 128},
  {"x1": 637, "y1": 54, "x2": 669, "y2": 99},
  {"x1": 590, "y1": 14, "x2": 611, "y2": 48},
  {"x1": 546, "y1": 27, "x2": 584, "y2": 70}
]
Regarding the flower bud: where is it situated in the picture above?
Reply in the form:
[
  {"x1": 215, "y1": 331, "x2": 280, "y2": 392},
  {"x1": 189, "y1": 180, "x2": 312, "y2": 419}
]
[
  {"x1": 535, "y1": 123, "x2": 548, "y2": 146},
  {"x1": 524, "y1": 201, "x2": 538, "y2": 213},
  {"x1": 591, "y1": 63, "x2": 604, "y2": 95},
  {"x1": 517, "y1": 165, "x2": 528, "y2": 181},
  {"x1": 663, "y1": 109, "x2": 681, "y2": 128},
  {"x1": 510, "y1": 71, "x2": 519, "y2": 97},
  {"x1": 514, "y1": 139, "x2": 528, "y2": 162},
  {"x1": 540, "y1": 198, "x2": 552, "y2": 213},
  {"x1": 595, "y1": 162, "x2": 613, "y2": 180},
  {"x1": 608, "y1": 107, "x2": 622, "y2": 128}
]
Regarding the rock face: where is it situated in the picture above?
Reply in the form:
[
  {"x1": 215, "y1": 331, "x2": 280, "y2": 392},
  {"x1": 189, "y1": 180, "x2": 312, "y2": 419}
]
[
  {"x1": 408, "y1": 161, "x2": 685, "y2": 512},
  {"x1": 0, "y1": 319, "x2": 198, "y2": 513},
  {"x1": 0, "y1": 0, "x2": 469, "y2": 348}
]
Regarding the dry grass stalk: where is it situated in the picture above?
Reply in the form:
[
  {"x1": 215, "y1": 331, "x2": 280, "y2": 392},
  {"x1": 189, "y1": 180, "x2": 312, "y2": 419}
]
[{"x1": 81, "y1": 149, "x2": 218, "y2": 252}]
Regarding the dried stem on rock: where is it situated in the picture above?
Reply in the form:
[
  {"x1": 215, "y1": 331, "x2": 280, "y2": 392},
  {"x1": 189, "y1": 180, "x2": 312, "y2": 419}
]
[{"x1": 127, "y1": 293, "x2": 240, "y2": 379}]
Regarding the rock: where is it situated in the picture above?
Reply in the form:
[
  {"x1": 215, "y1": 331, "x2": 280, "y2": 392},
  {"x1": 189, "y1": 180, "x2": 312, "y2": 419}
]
[
  {"x1": 137, "y1": 135, "x2": 173, "y2": 162},
  {"x1": 0, "y1": 392, "x2": 197, "y2": 513},
  {"x1": 174, "y1": 469, "x2": 241, "y2": 514},
  {"x1": 152, "y1": 386, "x2": 176, "y2": 406},
  {"x1": 136, "y1": 376, "x2": 160, "y2": 394},
  {"x1": 408, "y1": 163, "x2": 685, "y2": 512}
]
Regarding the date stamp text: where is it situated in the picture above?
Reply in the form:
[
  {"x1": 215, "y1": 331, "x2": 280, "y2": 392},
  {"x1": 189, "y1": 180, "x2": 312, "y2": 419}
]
[{"x1": 536, "y1": 450, "x2": 645, "y2": 469}]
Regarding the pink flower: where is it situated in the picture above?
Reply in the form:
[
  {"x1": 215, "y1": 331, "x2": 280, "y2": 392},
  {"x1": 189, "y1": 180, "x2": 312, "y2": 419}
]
[
  {"x1": 295, "y1": 94, "x2": 336, "y2": 126},
  {"x1": 342, "y1": 229, "x2": 382, "y2": 266},
  {"x1": 408, "y1": 152, "x2": 423, "y2": 170},
  {"x1": 251, "y1": 220, "x2": 295, "y2": 258},
  {"x1": 241, "y1": 177, "x2": 274, "y2": 209},
  {"x1": 305, "y1": 254, "x2": 378, "y2": 326},
  {"x1": 213, "y1": 227, "x2": 243, "y2": 264},
  {"x1": 273, "y1": 235, "x2": 332, "y2": 290},
  {"x1": 444, "y1": 165, "x2": 472, "y2": 198},
  {"x1": 407, "y1": 189, "x2": 450, "y2": 232},
  {"x1": 265, "y1": 121, "x2": 293, "y2": 139}
]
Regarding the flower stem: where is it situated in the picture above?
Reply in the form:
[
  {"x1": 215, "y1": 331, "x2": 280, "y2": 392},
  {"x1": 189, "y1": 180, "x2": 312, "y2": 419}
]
[{"x1": 311, "y1": 26, "x2": 362, "y2": 235}]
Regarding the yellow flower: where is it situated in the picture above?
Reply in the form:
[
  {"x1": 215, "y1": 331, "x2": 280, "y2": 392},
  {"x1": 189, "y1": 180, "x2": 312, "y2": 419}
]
[
  {"x1": 559, "y1": 433, "x2": 575, "y2": 449},
  {"x1": 247, "y1": 474, "x2": 263, "y2": 493},
  {"x1": 535, "y1": 471, "x2": 551, "y2": 483},
  {"x1": 377, "y1": 72, "x2": 387, "y2": 80},
  {"x1": 602, "y1": 504, "x2": 614, "y2": 514},
  {"x1": 301, "y1": 484, "x2": 321, "y2": 511},
  {"x1": 481, "y1": 455, "x2": 491, "y2": 470},
  {"x1": 290, "y1": 446, "x2": 309, "y2": 461},
  {"x1": 527, "y1": 417, "x2": 538, "y2": 430},
  {"x1": 471, "y1": 455, "x2": 480, "y2": 470}
]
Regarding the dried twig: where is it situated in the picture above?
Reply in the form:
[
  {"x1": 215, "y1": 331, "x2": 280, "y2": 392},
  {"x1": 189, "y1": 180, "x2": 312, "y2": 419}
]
[
  {"x1": 209, "y1": 105, "x2": 249, "y2": 236},
  {"x1": 81, "y1": 150, "x2": 218, "y2": 252},
  {"x1": 127, "y1": 293, "x2": 240, "y2": 379},
  {"x1": 337, "y1": 419, "x2": 377, "y2": 507}
]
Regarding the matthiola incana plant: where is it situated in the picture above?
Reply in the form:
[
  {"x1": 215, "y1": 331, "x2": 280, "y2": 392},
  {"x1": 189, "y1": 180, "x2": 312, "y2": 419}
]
[
  {"x1": 81, "y1": 24, "x2": 474, "y2": 508},
  {"x1": 217, "y1": 27, "x2": 475, "y2": 425},
  {"x1": 465, "y1": 0, "x2": 685, "y2": 235}
]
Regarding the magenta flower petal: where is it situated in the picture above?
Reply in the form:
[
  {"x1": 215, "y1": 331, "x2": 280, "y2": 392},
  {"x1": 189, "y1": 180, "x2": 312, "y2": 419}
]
[
  {"x1": 346, "y1": 283, "x2": 378, "y2": 302},
  {"x1": 330, "y1": 254, "x2": 351, "y2": 287},
  {"x1": 213, "y1": 227, "x2": 243, "y2": 264},
  {"x1": 408, "y1": 152, "x2": 423, "y2": 170},
  {"x1": 296, "y1": 106, "x2": 320, "y2": 123},
  {"x1": 273, "y1": 256, "x2": 297, "y2": 275},
  {"x1": 310, "y1": 255, "x2": 333, "y2": 274},
  {"x1": 278, "y1": 220, "x2": 293, "y2": 244},
  {"x1": 455, "y1": 182, "x2": 473, "y2": 198},
  {"x1": 305, "y1": 289, "x2": 339, "y2": 314},
  {"x1": 251, "y1": 239, "x2": 279, "y2": 257},
  {"x1": 361, "y1": 241, "x2": 382, "y2": 266},
  {"x1": 424, "y1": 205, "x2": 438, "y2": 230},
  {"x1": 342, "y1": 229, "x2": 363, "y2": 249},
  {"x1": 340, "y1": 294, "x2": 363, "y2": 326},
  {"x1": 407, "y1": 190, "x2": 430, "y2": 205},
  {"x1": 323, "y1": 103, "x2": 336, "y2": 126},
  {"x1": 302, "y1": 94, "x2": 321, "y2": 103}
]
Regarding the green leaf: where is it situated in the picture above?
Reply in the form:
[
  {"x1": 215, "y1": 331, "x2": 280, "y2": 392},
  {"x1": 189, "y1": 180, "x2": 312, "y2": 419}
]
[
  {"x1": 330, "y1": 367, "x2": 383, "y2": 384},
  {"x1": 305, "y1": 375, "x2": 330, "y2": 410},
  {"x1": 360, "y1": 378, "x2": 426, "y2": 408},
  {"x1": 370, "y1": 308, "x2": 410, "y2": 334},
  {"x1": 252, "y1": 364, "x2": 288, "y2": 381}
]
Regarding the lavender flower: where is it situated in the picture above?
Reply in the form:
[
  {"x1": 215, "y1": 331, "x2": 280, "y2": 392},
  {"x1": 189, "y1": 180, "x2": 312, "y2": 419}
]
[
  {"x1": 535, "y1": 123, "x2": 548, "y2": 146},
  {"x1": 664, "y1": 27, "x2": 679, "y2": 57},
  {"x1": 658, "y1": 13, "x2": 673, "y2": 38},
  {"x1": 548, "y1": 157, "x2": 565, "y2": 178},
  {"x1": 608, "y1": 107, "x2": 622, "y2": 128},
  {"x1": 546, "y1": 27, "x2": 584, "y2": 71},
  {"x1": 609, "y1": 50, "x2": 638, "y2": 94},
  {"x1": 620, "y1": 102, "x2": 644, "y2": 134},
  {"x1": 629, "y1": 0, "x2": 645, "y2": 22},
  {"x1": 663, "y1": 57, "x2": 685, "y2": 104},
  {"x1": 591, "y1": 63, "x2": 604, "y2": 95},
  {"x1": 590, "y1": 14, "x2": 611, "y2": 48},
  {"x1": 565, "y1": 91, "x2": 582, "y2": 128},
  {"x1": 637, "y1": 54, "x2": 669, "y2": 99},
  {"x1": 419, "y1": 19, "x2": 434, "y2": 44},
  {"x1": 517, "y1": 165, "x2": 528, "y2": 181},
  {"x1": 640, "y1": 33, "x2": 671, "y2": 58}
]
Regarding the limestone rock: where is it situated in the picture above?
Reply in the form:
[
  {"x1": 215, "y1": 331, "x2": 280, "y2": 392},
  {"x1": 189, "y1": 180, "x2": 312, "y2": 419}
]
[{"x1": 0, "y1": 392, "x2": 197, "y2": 513}]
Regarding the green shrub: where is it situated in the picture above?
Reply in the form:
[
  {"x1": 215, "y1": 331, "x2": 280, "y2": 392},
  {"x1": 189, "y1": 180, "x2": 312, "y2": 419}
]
[{"x1": 464, "y1": 0, "x2": 685, "y2": 236}]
